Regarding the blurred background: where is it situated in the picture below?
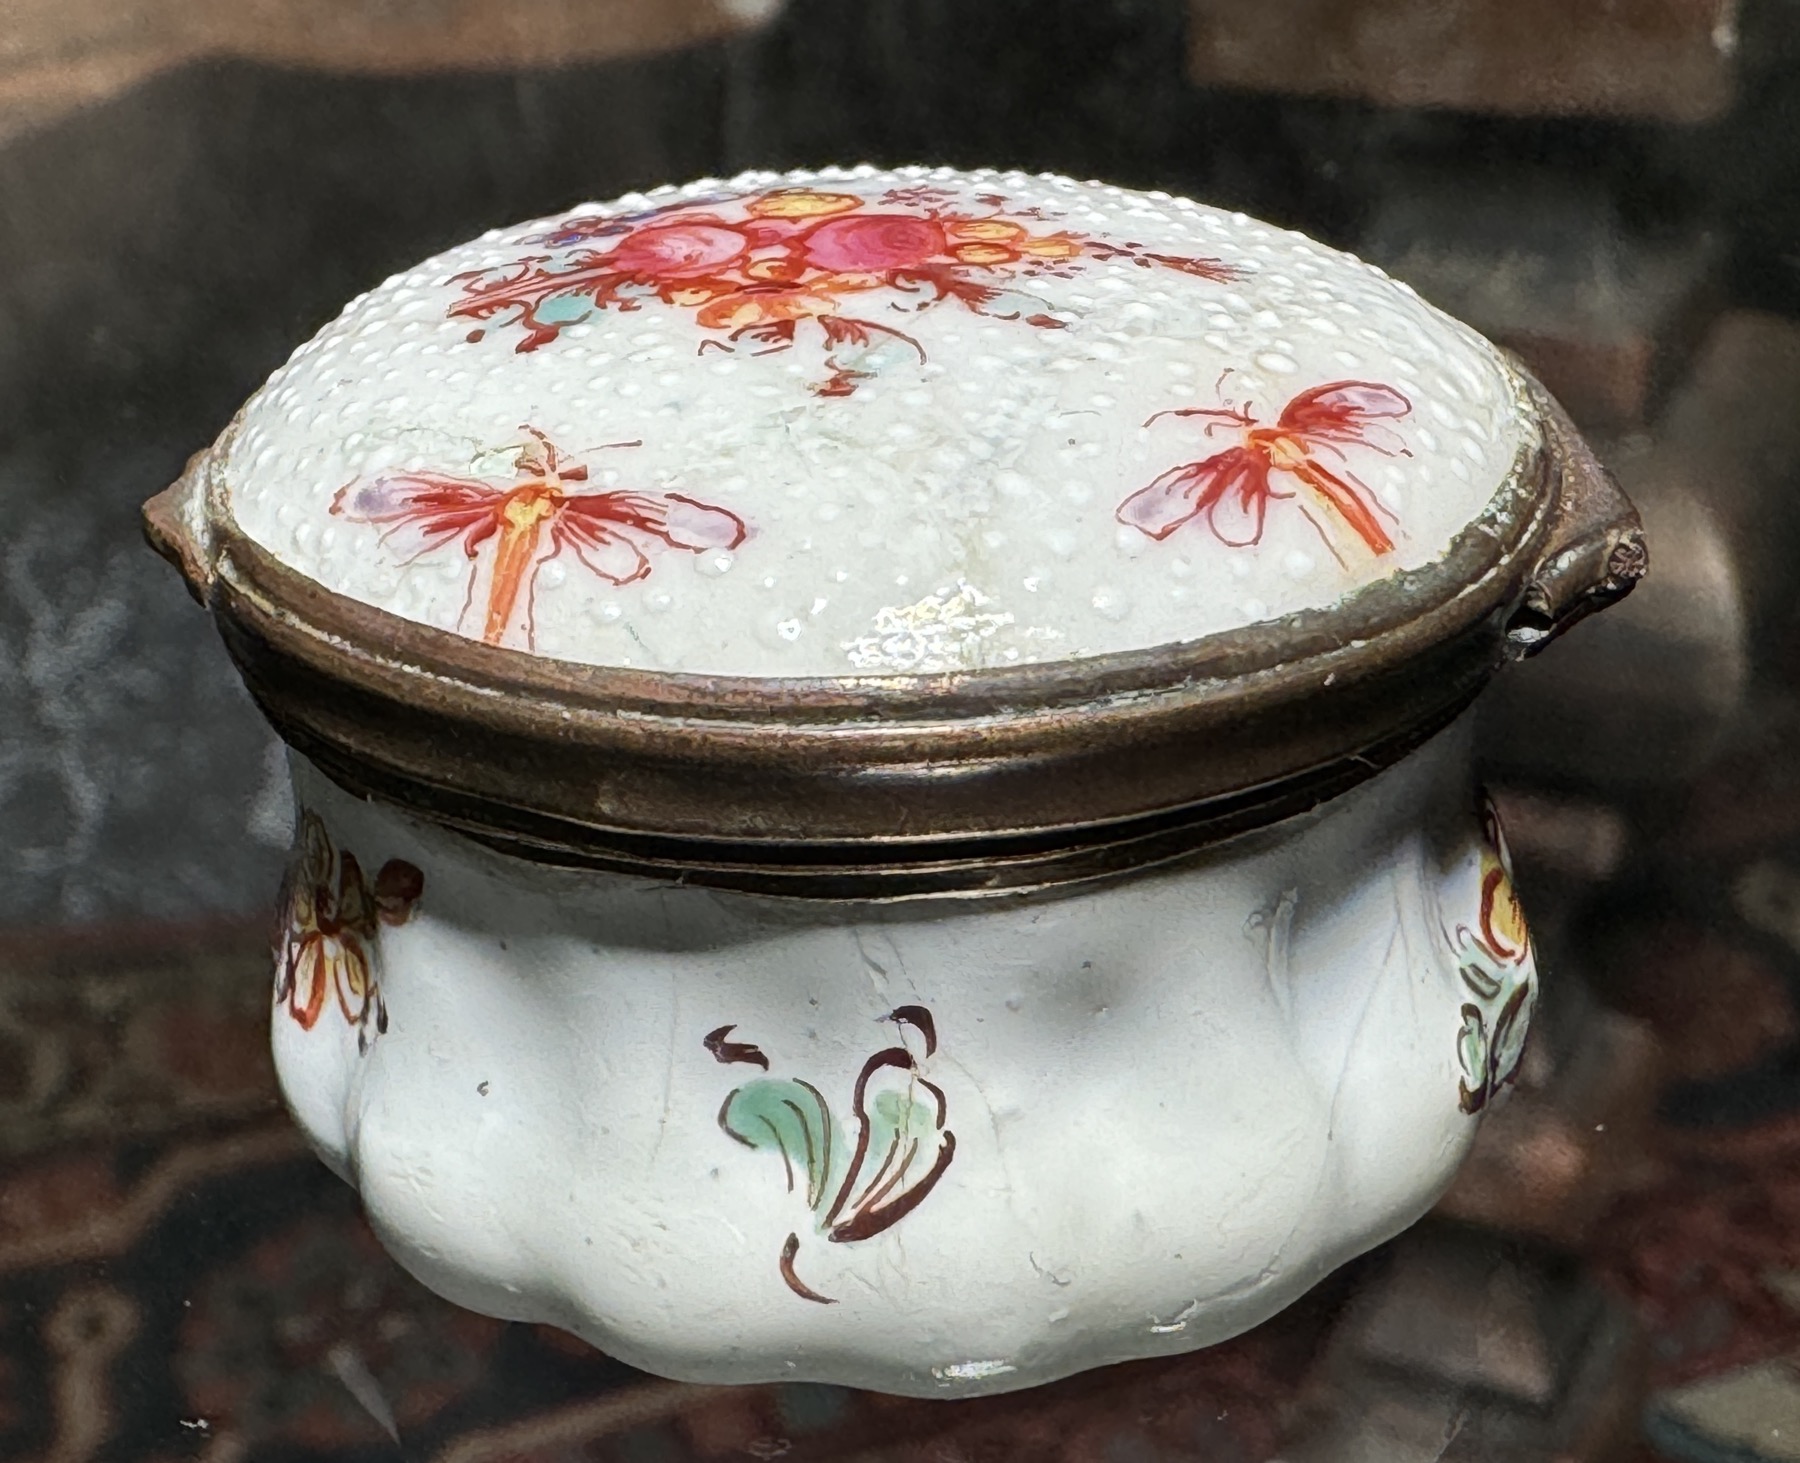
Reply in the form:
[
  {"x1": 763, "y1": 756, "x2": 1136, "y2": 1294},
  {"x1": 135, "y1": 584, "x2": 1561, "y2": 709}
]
[{"x1": 4, "y1": 0, "x2": 1800, "y2": 1458}]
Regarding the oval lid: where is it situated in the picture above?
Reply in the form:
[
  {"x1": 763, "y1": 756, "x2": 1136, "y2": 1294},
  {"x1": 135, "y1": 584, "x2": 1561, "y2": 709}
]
[{"x1": 146, "y1": 165, "x2": 1646, "y2": 898}]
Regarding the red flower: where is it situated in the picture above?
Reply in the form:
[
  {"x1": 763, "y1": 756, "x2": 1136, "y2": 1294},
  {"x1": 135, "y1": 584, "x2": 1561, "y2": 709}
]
[
  {"x1": 450, "y1": 186, "x2": 1247, "y2": 396},
  {"x1": 800, "y1": 214, "x2": 950, "y2": 272},
  {"x1": 602, "y1": 221, "x2": 749, "y2": 279}
]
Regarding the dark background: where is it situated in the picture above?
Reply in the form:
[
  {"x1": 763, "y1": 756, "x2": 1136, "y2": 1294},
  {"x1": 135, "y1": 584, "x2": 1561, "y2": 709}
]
[
  {"x1": 6, "y1": 2, "x2": 1800, "y2": 1459},
  {"x1": 3, "y1": 0, "x2": 1796, "y2": 928}
]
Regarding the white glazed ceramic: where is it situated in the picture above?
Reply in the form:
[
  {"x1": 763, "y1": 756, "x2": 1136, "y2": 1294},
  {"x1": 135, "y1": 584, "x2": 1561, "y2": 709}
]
[
  {"x1": 272, "y1": 723, "x2": 1531, "y2": 1396},
  {"x1": 147, "y1": 166, "x2": 1637, "y2": 1398},
  {"x1": 218, "y1": 169, "x2": 1526, "y2": 673}
]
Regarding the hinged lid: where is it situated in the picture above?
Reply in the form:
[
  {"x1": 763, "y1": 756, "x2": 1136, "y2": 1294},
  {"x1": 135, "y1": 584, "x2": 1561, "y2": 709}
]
[{"x1": 145, "y1": 166, "x2": 1646, "y2": 897}]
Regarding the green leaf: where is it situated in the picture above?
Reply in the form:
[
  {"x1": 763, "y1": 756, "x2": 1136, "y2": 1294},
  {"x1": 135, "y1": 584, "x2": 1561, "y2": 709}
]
[
  {"x1": 719, "y1": 1079, "x2": 836, "y2": 1213},
  {"x1": 824, "y1": 1049, "x2": 955, "y2": 1244}
]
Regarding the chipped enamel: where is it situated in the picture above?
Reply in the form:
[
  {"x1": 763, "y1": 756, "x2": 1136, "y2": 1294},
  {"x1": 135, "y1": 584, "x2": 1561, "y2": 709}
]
[{"x1": 223, "y1": 165, "x2": 1530, "y2": 676}]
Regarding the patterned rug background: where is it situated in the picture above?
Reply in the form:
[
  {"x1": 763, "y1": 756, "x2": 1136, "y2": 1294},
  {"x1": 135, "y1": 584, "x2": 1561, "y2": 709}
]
[
  {"x1": 0, "y1": 919, "x2": 1335, "y2": 1463},
  {"x1": 12, "y1": 744, "x2": 1800, "y2": 1463}
]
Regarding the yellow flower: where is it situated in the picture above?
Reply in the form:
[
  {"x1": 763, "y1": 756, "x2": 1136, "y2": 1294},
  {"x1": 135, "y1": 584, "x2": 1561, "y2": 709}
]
[
  {"x1": 950, "y1": 219, "x2": 1026, "y2": 243},
  {"x1": 951, "y1": 242, "x2": 1019, "y2": 266},
  {"x1": 1480, "y1": 846, "x2": 1530, "y2": 963},
  {"x1": 745, "y1": 190, "x2": 863, "y2": 220},
  {"x1": 1475, "y1": 804, "x2": 1530, "y2": 964}
]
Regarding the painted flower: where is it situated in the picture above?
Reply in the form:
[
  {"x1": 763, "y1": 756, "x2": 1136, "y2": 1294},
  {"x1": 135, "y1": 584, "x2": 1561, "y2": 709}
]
[
  {"x1": 800, "y1": 214, "x2": 949, "y2": 272},
  {"x1": 274, "y1": 811, "x2": 422, "y2": 1052},
  {"x1": 1474, "y1": 818, "x2": 1530, "y2": 964},
  {"x1": 944, "y1": 216, "x2": 1080, "y2": 266},
  {"x1": 707, "y1": 1006, "x2": 955, "y2": 1304},
  {"x1": 603, "y1": 222, "x2": 749, "y2": 278},
  {"x1": 449, "y1": 184, "x2": 1243, "y2": 395},
  {"x1": 1452, "y1": 802, "x2": 1536, "y2": 1115},
  {"x1": 743, "y1": 189, "x2": 864, "y2": 221},
  {"x1": 331, "y1": 427, "x2": 746, "y2": 649},
  {"x1": 694, "y1": 286, "x2": 853, "y2": 333}
]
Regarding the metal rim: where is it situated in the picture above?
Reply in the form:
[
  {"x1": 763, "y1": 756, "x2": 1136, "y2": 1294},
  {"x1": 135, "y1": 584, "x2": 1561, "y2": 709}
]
[{"x1": 146, "y1": 366, "x2": 1645, "y2": 898}]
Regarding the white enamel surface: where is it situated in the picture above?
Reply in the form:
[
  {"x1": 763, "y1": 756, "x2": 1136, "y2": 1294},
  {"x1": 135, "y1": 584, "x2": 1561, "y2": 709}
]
[
  {"x1": 226, "y1": 166, "x2": 1529, "y2": 675},
  {"x1": 272, "y1": 724, "x2": 1524, "y2": 1397}
]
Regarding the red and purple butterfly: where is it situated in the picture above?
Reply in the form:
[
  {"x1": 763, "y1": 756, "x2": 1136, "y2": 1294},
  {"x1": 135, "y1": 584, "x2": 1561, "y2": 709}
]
[
  {"x1": 1118, "y1": 380, "x2": 1412, "y2": 558},
  {"x1": 332, "y1": 427, "x2": 746, "y2": 649}
]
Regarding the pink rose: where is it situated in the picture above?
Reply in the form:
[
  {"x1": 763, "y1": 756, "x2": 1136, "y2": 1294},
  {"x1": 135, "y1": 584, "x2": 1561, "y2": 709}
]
[
  {"x1": 801, "y1": 215, "x2": 948, "y2": 272},
  {"x1": 605, "y1": 222, "x2": 748, "y2": 278}
]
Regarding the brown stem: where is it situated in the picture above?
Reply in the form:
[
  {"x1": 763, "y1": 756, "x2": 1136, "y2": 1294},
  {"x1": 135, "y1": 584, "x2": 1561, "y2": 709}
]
[{"x1": 780, "y1": 1233, "x2": 835, "y2": 1305}]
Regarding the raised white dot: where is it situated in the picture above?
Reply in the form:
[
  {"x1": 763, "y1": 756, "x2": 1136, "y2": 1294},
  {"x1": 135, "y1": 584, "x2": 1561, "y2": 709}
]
[{"x1": 222, "y1": 166, "x2": 1525, "y2": 677}]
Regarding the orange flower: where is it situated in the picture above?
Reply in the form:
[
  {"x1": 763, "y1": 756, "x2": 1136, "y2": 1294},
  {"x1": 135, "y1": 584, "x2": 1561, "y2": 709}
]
[
  {"x1": 274, "y1": 812, "x2": 423, "y2": 1050},
  {"x1": 694, "y1": 288, "x2": 846, "y2": 332}
]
